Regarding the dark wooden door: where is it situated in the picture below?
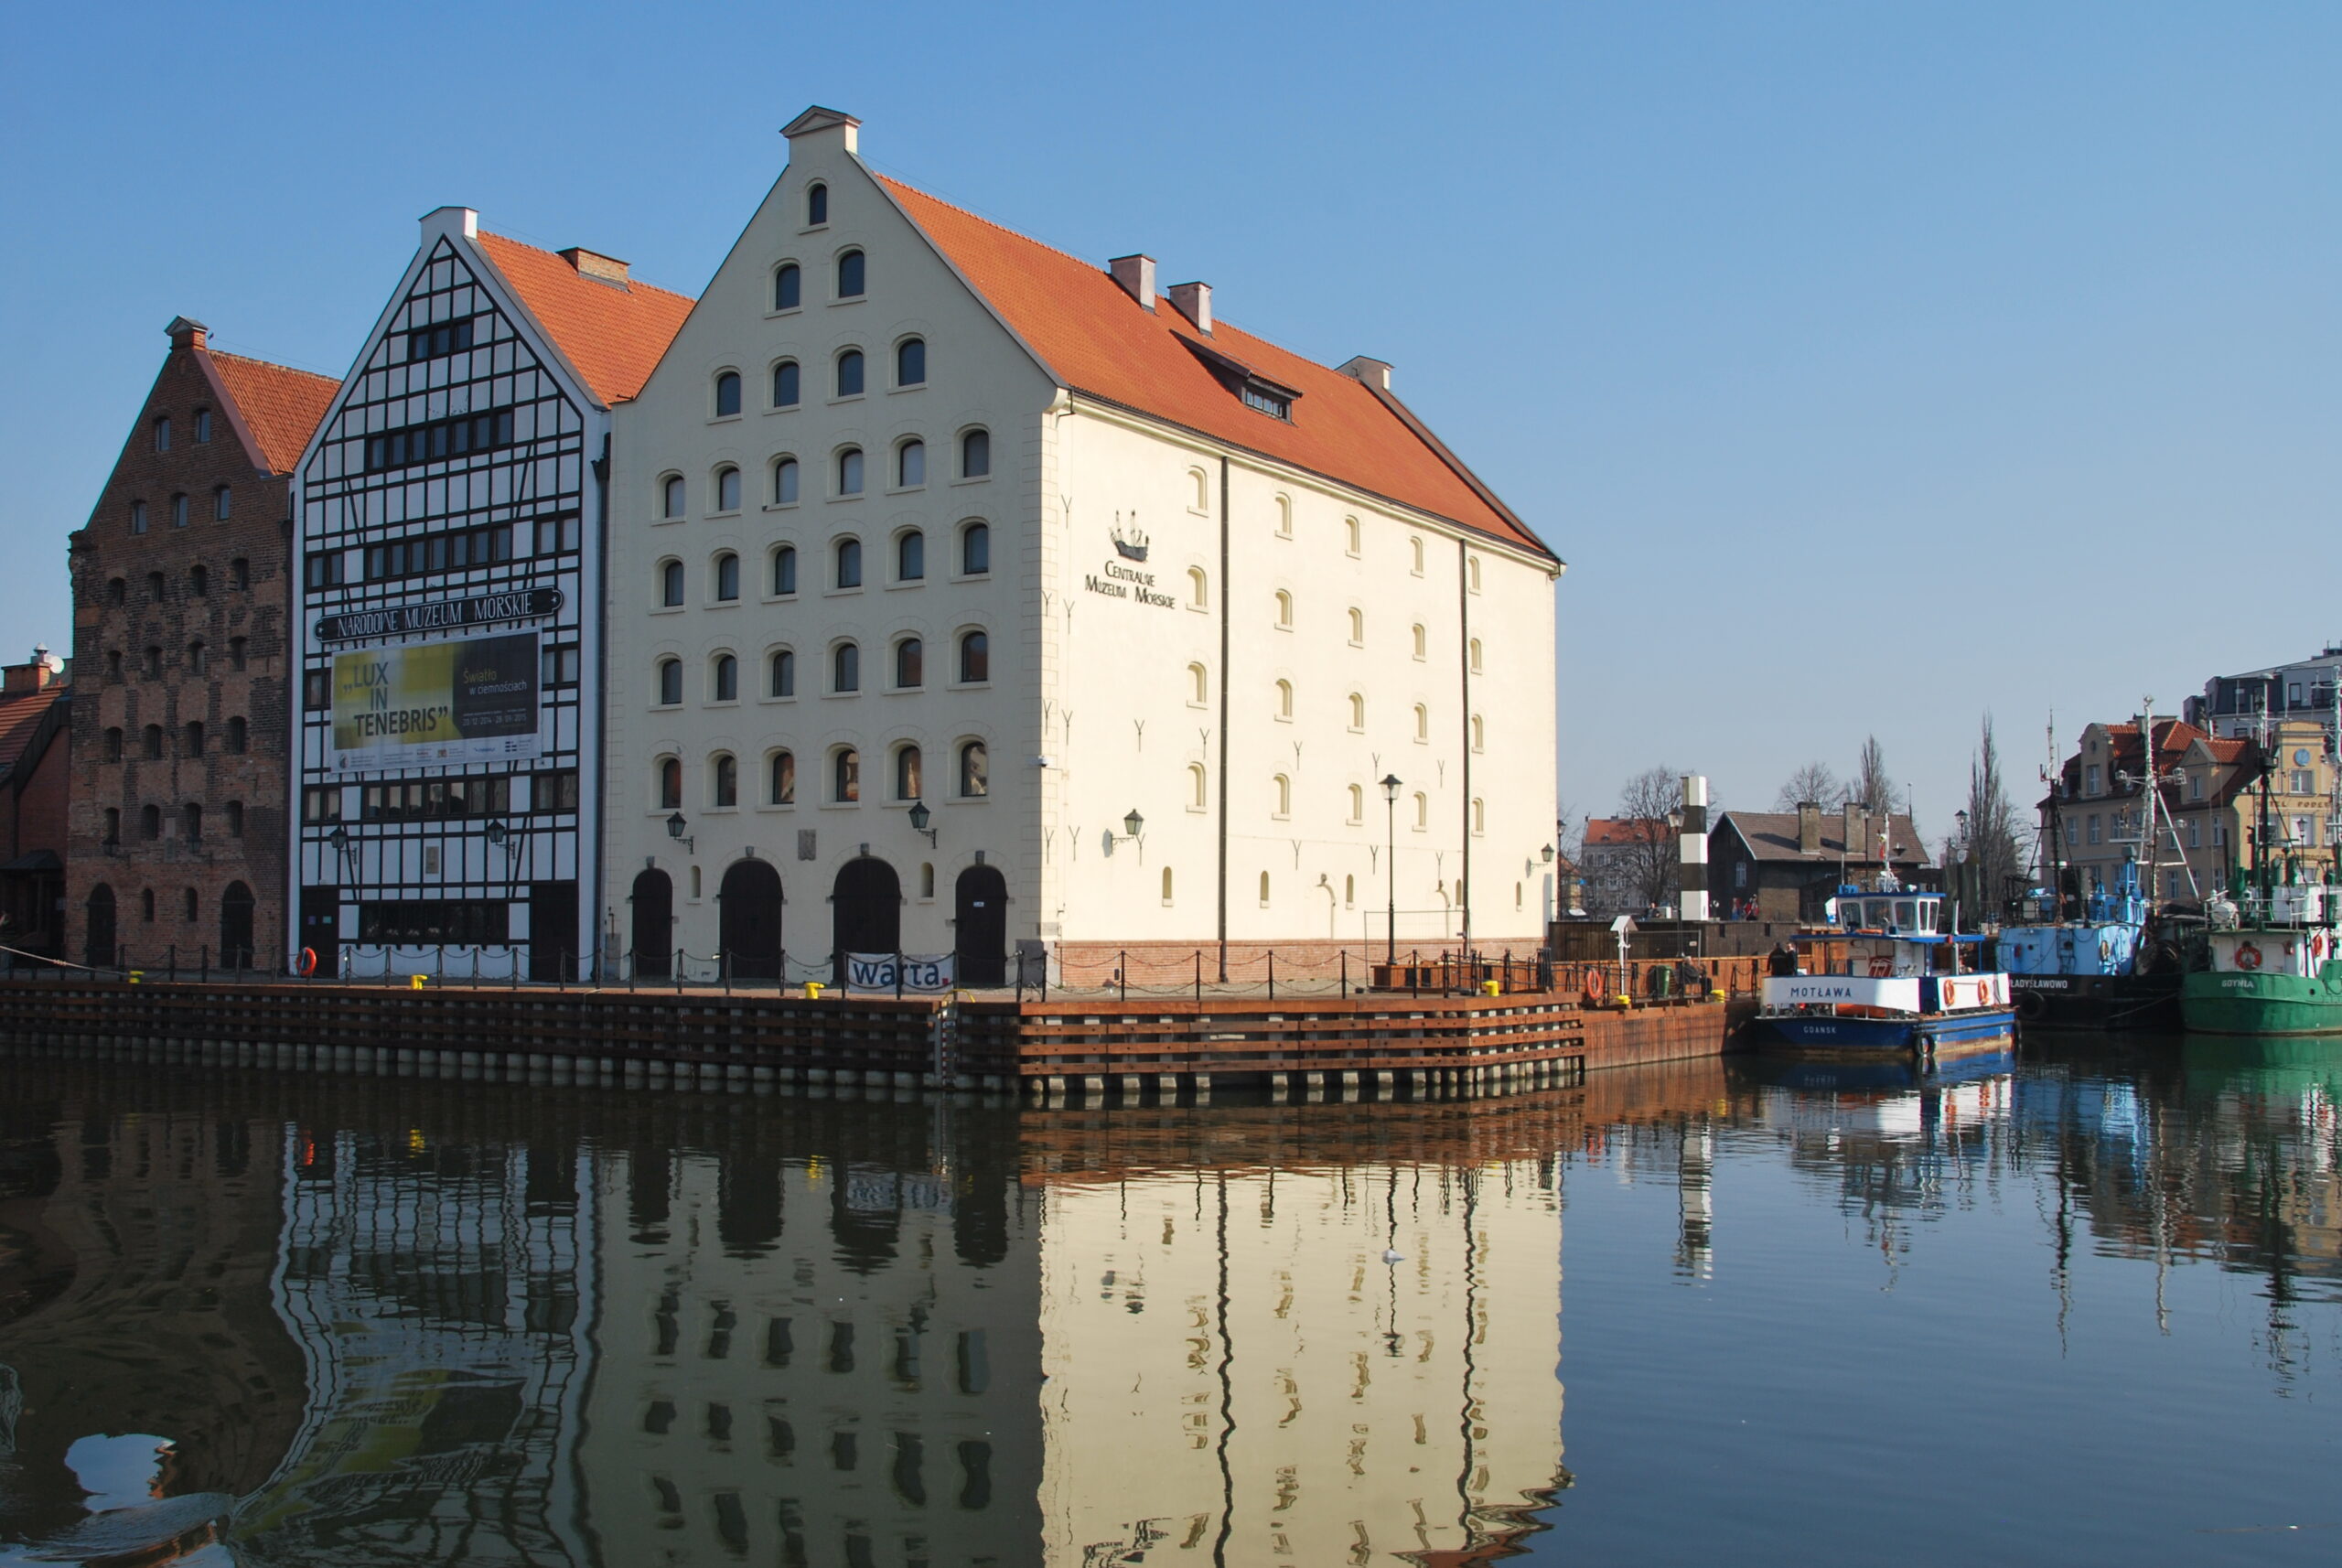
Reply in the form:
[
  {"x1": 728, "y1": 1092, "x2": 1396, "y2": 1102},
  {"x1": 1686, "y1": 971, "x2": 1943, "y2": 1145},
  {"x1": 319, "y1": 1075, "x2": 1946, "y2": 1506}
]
[
  {"x1": 85, "y1": 884, "x2": 115, "y2": 968},
  {"x1": 219, "y1": 882, "x2": 255, "y2": 971},
  {"x1": 831, "y1": 857, "x2": 901, "y2": 975},
  {"x1": 530, "y1": 879, "x2": 579, "y2": 983},
  {"x1": 630, "y1": 869, "x2": 672, "y2": 978},
  {"x1": 298, "y1": 886, "x2": 339, "y2": 978},
  {"x1": 954, "y1": 865, "x2": 1008, "y2": 984},
  {"x1": 717, "y1": 859, "x2": 784, "y2": 979}
]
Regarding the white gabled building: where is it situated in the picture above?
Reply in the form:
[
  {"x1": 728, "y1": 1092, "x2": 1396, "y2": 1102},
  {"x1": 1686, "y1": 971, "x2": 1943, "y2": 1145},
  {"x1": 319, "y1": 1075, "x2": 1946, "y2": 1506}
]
[
  {"x1": 606, "y1": 107, "x2": 1561, "y2": 984},
  {"x1": 289, "y1": 209, "x2": 690, "y2": 978}
]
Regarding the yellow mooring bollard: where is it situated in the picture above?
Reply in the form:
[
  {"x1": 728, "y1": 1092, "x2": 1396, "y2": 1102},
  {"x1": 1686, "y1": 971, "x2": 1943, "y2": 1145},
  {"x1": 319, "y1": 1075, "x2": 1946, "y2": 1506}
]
[
  {"x1": 410, "y1": 974, "x2": 427, "y2": 991},
  {"x1": 1481, "y1": 980, "x2": 1501, "y2": 997},
  {"x1": 127, "y1": 971, "x2": 143, "y2": 985},
  {"x1": 804, "y1": 982, "x2": 825, "y2": 1000}
]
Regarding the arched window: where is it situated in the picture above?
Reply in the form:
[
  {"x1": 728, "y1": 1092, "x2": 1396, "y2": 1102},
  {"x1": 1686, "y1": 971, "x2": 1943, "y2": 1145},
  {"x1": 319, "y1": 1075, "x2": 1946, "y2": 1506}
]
[
  {"x1": 1412, "y1": 624, "x2": 1427, "y2": 660},
  {"x1": 960, "y1": 428, "x2": 990, "y2": 478},
  {"x1": 1410, "y1": 537, "x2": 1425, "y2": 575},
  {"x1": 1348, "y1": 693, "x2": 1365, "y2": 730},
  {"x1": 896, "y1": 338, "x2": 925, "y2": 386},
  {"x1": 1162, "y1": 867, "x2": 1175, "y2": 905},
  {"x1": 771, "y1": 360, "x2": 800, "y2": 408},
  {"x1": 1274, "y1": 679, "x2": 1293, "y2": 720},
  {"x1": 1469, "y1": 637, "x2": 1484, "y2": 673},
  {"x1": 185, "y1": 720, "x2": 204, "y2": 756},
  {"x1": 231, "y1": 558, "x2": 249, "y2": 589},
  {"x1": 141, "y1": 805, "x2": 161, "y2": 841},
  {"x1": 770, "y1": 545, "x2": 798, "y2": 595},
  {"x1": 1345, "y1": 517, "x2": 1360, "y2": 555},
  {"x1": 834, "y1": 536, "x2": 863, "y2": 587},
  {"x1": 188, "y1": 641, "x2": 207, "y2": 675},
  {"x1": 714, "y1": 371, "x2": 742, "y2": 417},
  {"x1": 143, "y1": 725, "x2": 163, "y2": 759},
  {"x1": 895, "y1": 745, "x2": 922, "y2": 801},
  {"x1": 1348, "y1": 607, "x2": 1363, "y2": 645},
  {"x1": 1189, "y1": 468, "x2": 1209, "y2": 511},
  {"x1": 142, "y1": 646, "x2": 161, "y2": 678},
  {"x1": 146, "y1": 572, "x2": 165, "y2": 602},
  {"x1": 961, "y1": 521, "x2": 990, "y2": 575},
  {"x1": 1258, "y1": 871, "x2": 1271, "y2": 906},
  {"x1": 711, "y1": 653, "x2": 738, "y2": 702},
  {"x1": 1413, "y1": 703, "x2": 1429, "y2": 742},
  {"x1": 833, "y1": 747, "x2": 860, "y2": 802},
  {"x1": 170, "y1": 494, "x2": 188, "y2": 529},
  {"x1": 105, "y1": 577, "x2": 125, "y2": 606},
  {"x1": 102, "y1": 807, "x2": 120, "y2": 843},
  {"x1": 712, "y1": 753, "x2": 737, "y2": 807},
  {"x1": 182, "y1": 887, "x2": 199, "y2": 920},
  {"x1": 835, "y1": 349, "x2": 865, "y2": 397},
  {"x1": 212, "y1": 486, "x2": 231, "y2": 521},
  {"x1": 837, "y1": 447, "x2": 864, "y2": 496},
  {"x1": 958, "y1": 629, "x2": 989, "y2": 682},
  {"x1": 772, "y1": 456, "x2": 800, "y2": 504},
  {"x1": 656, "y1": 658, "x2": 682, "y2": 705},
  {"x1": 662, "y1": 475, "x2": 684, "y2": 518},
  {"x1": 183, "y1": 803, "x2": 203, "y2": 843},
  {"x1": 1348, "y1": 784, "x2": 1364, "y2": 822},
  {"x1": 102, "y1": 726, "x2": 123, "y2": 762},
  {"x1": 1187, "y1": 764, "x2": 1207, "y2": 809},
  {"x1": 1188, "y1": 662, "x2": 1209, "y2": 704},
  {"x1": 660, "y1": 560, "x2": 684, "y2": 607},
  {"x1": 1273, "y1": 495, "x2": 1292, "y2": 537},
  {"x1": 1345, "y1": 874, "x2": 1356, "y2": 908},
  {"x1": 1472, "y1": 798, "x2": 1486, "y2": 835},
  {"x1": 896, "y1": 438, "x2": 925, "y2": 489},
  {"x1": 806, "y1": 183, "x2": 828, "y2": 225},
  {"x1": 768, "y1": 648, "x2": 796, "y2": 697},
  {"x1": 1468, "y1": 556, "x2": 1482, "y2": 593},
  {"x1": 228, "y1": 801, "x2": 246, "y2": 839},
  {"x1": 141, "y1": 886, "x2": 156, "y2": 919},
  {"x1": 959, "y1": 741, "x2": 990, "y2": 798},
  {"x1": 1272, "y1": 775, "x2": 1291, "y2": 817},
  {"x1": 1470, "y1": 714, "x2": 1485, "y2": 752},
  {"x1": 1413, "y1": 792, "x2": 1428, "y2": 830},
  {"x1": 1187, "y1": 567, "x2": 1208, "y2": 608},
  {"x1": 1273, "y1": 590, "x2": 1293, "y2": 628},
  {"x1": 189, "y1": 565, "x2": 208, "y2": 597},
  {"x1": 130, "y1": 501, "x2": 148, "y2": 535},
  {"x1": 894, "y1": 637, "x2": 923, "y2": 688},
  {"x1": 716, "y1": 467, "x2": 741, "y2": 511},
  {"x1": 194, "y1": 409, "x2": 210, "y2": 442},
  {"x1": 836, "y1": 248, "x2": 865, "y2": 295},
  {"x1": 714, "y1": 552, "x2": 740, "y2": 600},
  {"x1": 774, "y1": 263, "x2": 801, "y2": 310},
  {"x1": 768, "y1": 750, "x2": 796, "y2": 804},
  {"x1": 920, "y1": 862, "x2": 936, "y2": 898},
  {"x1": 833, "y1": 641, "x2": 860, "y2": 692},
  {"x1": 897, "y1": 529, "x2": 925, "y2": 580},
  {"x1": 658, "y1": 756, "x2": 682, "y2": 810},
  {"x1": 226, "y1": 716, "x2": 247, "y2": 754},
  {"x1": 229, "y1": 637, "x2": 246, "y2": 670}
]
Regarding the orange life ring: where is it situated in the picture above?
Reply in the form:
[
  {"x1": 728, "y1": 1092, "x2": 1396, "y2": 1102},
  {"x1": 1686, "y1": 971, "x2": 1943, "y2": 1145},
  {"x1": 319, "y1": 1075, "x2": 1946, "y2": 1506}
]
[
  {"x1": 2234, "y1": 942, "x2": 2261, "y2": 972},
  {"x1": 297, "y1": 947, "x2": 318, "y2": 978},
  {"x1": 1867, "y1": 956, "x2": 1895, "y2": 978}
]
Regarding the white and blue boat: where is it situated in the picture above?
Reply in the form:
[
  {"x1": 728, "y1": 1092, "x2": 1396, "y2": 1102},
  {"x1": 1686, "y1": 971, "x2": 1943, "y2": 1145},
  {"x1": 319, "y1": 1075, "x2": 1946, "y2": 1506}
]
[
  {"x1": 1757, "y1": 885, "x2": 2014, "y2": 1066},
  {"x1": 1997, "y1": 861, "x2": 2190, "y2": 1030}
]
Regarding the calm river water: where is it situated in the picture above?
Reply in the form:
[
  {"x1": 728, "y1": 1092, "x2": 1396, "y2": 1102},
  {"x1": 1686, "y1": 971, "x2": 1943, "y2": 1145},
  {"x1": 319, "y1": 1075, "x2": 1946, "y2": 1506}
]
[{"x1": 2, "y1": 1036, "x2": 2337, "y2": 1566}]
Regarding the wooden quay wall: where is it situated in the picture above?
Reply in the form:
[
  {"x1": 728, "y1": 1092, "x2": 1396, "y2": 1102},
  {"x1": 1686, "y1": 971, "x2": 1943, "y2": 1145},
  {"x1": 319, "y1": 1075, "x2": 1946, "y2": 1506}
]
[{"x1": 0, "y1": 977, "x2": 1755, "y2": 1101}]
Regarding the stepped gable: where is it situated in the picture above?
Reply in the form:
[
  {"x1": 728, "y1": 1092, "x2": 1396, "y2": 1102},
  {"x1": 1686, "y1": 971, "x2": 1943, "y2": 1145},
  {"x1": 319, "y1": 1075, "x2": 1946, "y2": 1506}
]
[{"x1": 878, "y1": 177, "x2": 1552, "y2": 559}]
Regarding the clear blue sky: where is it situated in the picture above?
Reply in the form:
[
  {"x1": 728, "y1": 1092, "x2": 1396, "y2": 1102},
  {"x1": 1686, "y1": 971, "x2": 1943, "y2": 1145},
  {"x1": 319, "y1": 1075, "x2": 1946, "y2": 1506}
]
[{"x1": 5, "y1": 1, "x2": 2336, "y2": 846}]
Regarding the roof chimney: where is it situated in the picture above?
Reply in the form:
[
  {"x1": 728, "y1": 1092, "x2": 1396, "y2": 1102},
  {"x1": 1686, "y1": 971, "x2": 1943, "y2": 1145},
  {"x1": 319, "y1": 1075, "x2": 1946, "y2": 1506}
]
[
  {"x1": 1109, "y1": 254, "x2": 1156, "y2": 310},
  {"x1": 166, "y1": 316, "x2": 208, "y2": 352},
  {"x1": 1338, "y1": 356, "x2": 1392, "y2": 391},
  {"x1": 1797, "y1": 800, "x2": 1821, "y2": 855},
  {"x1": 1167, "y1": 281, "x2": 1211, "y2": 334},
  {"x1": 559, "y1": 247, "x2": 631, "y2": 287},
  {"x1": 1842, "y1": 802, "x2": 1865, "y2": 860}
]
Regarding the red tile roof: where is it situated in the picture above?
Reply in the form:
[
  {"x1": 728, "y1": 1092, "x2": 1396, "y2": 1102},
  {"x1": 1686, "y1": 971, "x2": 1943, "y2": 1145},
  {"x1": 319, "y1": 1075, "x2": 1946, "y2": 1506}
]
[
  {"x1": 475, "y1": 232, "x2": 695, "y2": 407},
  {"x1": 1583, "y1": 817, "x2": 1667, "y2": 847},
  {"x1": 0, "y1": 683, "x2": 65, "y2": 776},
  {"x1": 878, "y1": 178, "x2": 1552, "y2": 560},
  {"x1": 207, "y1": 351, "x2": 340, "y2": 475}
]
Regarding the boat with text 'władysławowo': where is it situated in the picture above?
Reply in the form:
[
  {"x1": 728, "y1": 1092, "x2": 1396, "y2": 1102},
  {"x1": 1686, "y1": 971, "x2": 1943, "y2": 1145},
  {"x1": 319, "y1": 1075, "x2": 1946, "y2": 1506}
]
[{"x1": 1758, "y1": 886, "x2": 2014, "y2": 1067}]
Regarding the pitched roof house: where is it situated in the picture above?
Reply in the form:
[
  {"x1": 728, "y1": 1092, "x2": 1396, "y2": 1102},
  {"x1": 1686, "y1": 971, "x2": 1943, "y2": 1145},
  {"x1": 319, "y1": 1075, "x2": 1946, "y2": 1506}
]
[{"x1": 1708, "y1": 804, "x2": 1929, "y2": 923}]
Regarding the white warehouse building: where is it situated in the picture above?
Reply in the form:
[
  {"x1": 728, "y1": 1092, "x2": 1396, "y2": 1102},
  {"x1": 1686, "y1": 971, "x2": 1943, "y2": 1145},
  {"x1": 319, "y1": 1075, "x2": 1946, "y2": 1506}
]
[{"x1": 605, "y1": 107, "x2": 1561, "y2": 985}]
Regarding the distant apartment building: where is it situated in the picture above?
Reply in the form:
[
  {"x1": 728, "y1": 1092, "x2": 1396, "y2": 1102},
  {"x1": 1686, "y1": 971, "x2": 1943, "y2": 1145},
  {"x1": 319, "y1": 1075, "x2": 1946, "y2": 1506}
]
[
  {"x1": 2184, "y1": 646, "x2": 2342, "y2": 740},
  {"x1": 0, "y1": 647, "x2": 71, "y2": 961},
  {"x1": 288, "y1": 210, "x2": 691, "y2": 979},
  {"x1": 1577, "y1": 816, "x2": 1671, "y2": 915},
  {"x1": 63, "y1": 317, "x2": 337, "y2": 969}
]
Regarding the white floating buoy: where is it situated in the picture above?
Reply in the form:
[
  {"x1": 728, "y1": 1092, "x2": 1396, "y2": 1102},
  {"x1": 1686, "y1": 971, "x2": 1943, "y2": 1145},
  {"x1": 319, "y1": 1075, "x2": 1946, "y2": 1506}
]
[{"x1": 1382, "y1": 1249, "x2": 1405, "y2": 1264}]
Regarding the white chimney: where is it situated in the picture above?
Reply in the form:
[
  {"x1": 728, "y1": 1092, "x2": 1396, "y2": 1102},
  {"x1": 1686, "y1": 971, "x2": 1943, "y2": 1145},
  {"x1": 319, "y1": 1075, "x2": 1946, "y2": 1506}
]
[
  {"x1": 1109, "y1": 254, "x2": 1156, "y2": 310},
  {"x1": 1338, "y1": 356, "x2": 1392, "y2": 391},
  {"x1": 421, "y1": 205, "x2": 478, "y2": 242},
  {"x1": 1168, "y1": 281, "x2": 1211, "y2": 334}
]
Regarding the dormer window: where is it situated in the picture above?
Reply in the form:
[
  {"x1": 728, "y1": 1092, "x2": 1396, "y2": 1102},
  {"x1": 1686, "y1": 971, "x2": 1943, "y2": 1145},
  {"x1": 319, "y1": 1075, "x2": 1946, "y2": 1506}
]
[
  {"x1": 1241, "y1": 383, "x2": 1291, "y2": 420},
  {"x1": 1175, "y1": 334, "x2": 1300, "y2": 422}
]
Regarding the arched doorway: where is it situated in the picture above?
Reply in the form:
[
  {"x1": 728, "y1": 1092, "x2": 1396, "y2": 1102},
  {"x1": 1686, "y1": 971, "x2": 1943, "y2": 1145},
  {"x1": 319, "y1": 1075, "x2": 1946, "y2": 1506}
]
[
  {"x1": 831, "y1": 857, "x2": 901, "y2": 975},
  {"x1": 85, "y1": 884, "x2": 115, "y2": 968},
  {"x1": 631, "y1": 868, "x2": 673, "y2": 978},
  {"x1": 954, "y1": 865, "x2": 1007, "y2": 985},
  {"x1": 718, "y1": 858, "x2": 784, "y2": 980},
  {"x1": 219, "y1": 882, "x2": 255, "y2": 970}
]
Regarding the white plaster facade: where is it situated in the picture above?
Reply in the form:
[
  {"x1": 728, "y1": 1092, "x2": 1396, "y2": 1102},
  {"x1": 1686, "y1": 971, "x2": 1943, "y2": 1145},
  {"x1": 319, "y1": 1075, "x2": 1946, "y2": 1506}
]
[{"x1": 606, "y1": 108, "x2": 1561, "y2": 980}]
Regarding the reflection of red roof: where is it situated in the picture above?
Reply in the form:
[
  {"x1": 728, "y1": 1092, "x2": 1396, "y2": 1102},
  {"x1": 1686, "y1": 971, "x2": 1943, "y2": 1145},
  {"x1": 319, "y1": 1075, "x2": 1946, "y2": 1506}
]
[
  {"x1": 0, "y1": 684, "x2": 65, "y2": 775},
  {"x1": 475, "y1": 232, "x2": 694, "y2": 406},
  {"x1": 879, "y1": 177, "x2": 1552, "y2": 559},
  {"x1": 207, "y1": 352, "x2": 339, "y2": 474}
]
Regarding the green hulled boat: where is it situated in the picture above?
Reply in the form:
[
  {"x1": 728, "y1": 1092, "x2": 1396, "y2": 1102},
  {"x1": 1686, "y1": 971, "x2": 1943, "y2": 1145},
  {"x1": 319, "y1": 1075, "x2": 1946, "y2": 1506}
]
[{"x1": 2179, "y1": 881, "x2": 2342, "y2": 1036}]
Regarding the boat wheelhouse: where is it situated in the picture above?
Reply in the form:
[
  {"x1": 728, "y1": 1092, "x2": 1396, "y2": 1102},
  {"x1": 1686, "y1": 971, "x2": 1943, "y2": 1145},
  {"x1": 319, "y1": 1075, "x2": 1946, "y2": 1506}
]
[
  {"x1": 1998, "y1": 861, "x2": 2193, "y2": 1030},
  {"x1": 1758, "y1": 885, "x2": 2014, "y2": 1064},
  {"x1": 2180, "y1": 876, "x2": 2342, "y2": 1036}
]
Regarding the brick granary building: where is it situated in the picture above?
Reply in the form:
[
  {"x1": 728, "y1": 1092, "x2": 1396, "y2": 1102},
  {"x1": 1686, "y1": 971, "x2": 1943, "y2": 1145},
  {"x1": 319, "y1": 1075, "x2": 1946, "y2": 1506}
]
[{"x1": 65, "y1": 317, "x2": 338, "y2": 968}]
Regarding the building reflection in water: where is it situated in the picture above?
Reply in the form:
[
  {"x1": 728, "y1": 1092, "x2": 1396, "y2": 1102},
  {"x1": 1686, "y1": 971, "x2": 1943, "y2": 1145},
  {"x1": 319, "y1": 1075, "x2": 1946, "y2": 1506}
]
[{"x1": 3, "y1": 1038, "x2": 2337, "y2": 1564}]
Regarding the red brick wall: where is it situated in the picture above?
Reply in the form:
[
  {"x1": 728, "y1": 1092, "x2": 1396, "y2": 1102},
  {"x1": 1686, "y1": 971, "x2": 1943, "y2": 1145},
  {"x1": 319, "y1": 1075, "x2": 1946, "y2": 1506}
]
[{"x1": 65, "y1": 334, "x2": 293, "y2": 966}]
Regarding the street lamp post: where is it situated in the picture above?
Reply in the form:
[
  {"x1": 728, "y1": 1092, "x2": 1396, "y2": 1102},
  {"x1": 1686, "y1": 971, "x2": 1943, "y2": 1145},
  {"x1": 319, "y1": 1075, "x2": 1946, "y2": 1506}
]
[{"x1": 1380, "y1": 774, "x2": 1402, "y2": 963}]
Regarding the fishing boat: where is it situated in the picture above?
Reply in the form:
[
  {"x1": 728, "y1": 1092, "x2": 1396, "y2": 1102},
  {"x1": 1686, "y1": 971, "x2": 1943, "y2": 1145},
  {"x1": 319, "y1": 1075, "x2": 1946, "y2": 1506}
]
[
  {"x1": 2179, "y1": 875, "x2": 2342, "y2": 1036},
  {"x1": 1997, "y1": 862, "x2": 2195, "y2": 1031},
  {"x1": 1756, "y1": 885, "x2": 2014, "y2": 1068}
]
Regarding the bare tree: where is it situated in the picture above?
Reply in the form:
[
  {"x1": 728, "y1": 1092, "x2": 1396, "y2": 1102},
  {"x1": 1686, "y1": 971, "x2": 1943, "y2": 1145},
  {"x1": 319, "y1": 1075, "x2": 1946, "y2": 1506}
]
[
  {"x1": 1774, "y1": 761, "x2": 1840, "y2": 811},
  {"x1": 1609, "y1": 766, "x2": 1683, "y2": 915},
  {"x1": 1960, "y1": 715, "x2": 2025, "y2": 918},
  {"x1": 1848, "y1": 736, "x2": 1896, "y2": 814}
]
